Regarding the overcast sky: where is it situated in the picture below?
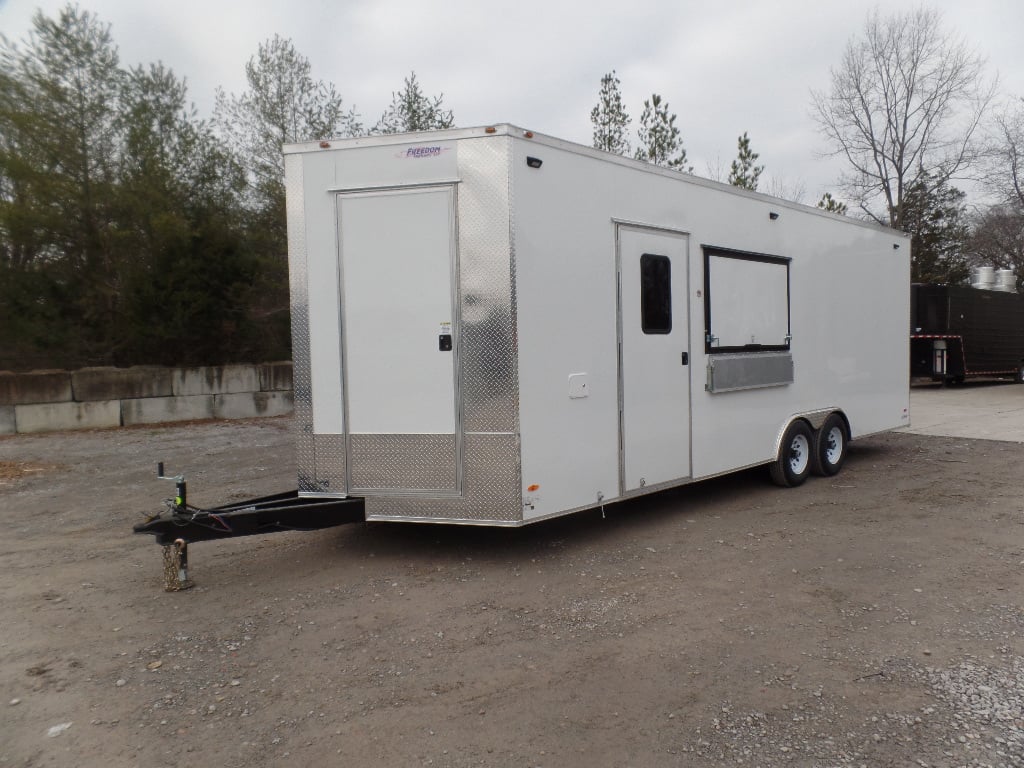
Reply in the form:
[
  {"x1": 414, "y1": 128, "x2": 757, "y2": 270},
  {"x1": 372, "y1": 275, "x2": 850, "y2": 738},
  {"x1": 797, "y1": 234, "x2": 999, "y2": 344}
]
[{"x1": 1, "y1": 0, "x2": 1022, "y2": 205}]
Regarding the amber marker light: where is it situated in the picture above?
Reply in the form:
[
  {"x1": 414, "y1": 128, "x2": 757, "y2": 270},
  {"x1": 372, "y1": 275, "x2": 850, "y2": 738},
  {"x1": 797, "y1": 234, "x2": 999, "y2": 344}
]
[
  {"x1": 527, "y1": 484, "x2": 540, "y2": 492},
  {"x1": 485, "y1": 126, "x2": 497, "y2": 133},
  {"x1": 319, "y1": 141, "x2": 331, "y2": 148},
  {"x1": 524, "y1": 131, "x2": 534, "y2": 138}
]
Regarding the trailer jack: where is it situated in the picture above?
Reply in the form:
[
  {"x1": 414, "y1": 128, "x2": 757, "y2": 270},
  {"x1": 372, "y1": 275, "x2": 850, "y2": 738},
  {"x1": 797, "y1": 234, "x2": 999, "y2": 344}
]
[{"x1": 134, "y1": 464, "x2": 365, "y2": 590}]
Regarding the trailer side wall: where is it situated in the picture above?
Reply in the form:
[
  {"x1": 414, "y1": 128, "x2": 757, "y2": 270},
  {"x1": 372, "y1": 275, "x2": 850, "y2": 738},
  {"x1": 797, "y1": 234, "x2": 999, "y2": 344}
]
[{"x1": 510, "y1": 137, "x2": 909, "y2": 521}]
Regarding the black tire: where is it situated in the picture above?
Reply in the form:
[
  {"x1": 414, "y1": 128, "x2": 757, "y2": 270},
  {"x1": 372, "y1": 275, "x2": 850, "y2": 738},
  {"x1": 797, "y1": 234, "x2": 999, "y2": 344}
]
[
  {"x1": 769, "y1": 420, "x2": 814, "y2": 488},
  {"x1": 1015, "y1": 365, "x2": 1024, "y2": 384},
  {"x1": 811, "y1": 413, "x2": 848, "y2": 477}
]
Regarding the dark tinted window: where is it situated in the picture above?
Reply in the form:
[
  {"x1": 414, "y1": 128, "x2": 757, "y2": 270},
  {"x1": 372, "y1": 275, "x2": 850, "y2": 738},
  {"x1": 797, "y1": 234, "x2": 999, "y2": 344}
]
[{"x1": 640, "y1": 253, "x2": 672, "y2": 334}]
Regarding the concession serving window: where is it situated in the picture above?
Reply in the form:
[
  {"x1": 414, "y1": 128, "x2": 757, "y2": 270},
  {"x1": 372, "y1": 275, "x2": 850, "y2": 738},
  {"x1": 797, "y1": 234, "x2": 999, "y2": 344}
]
[{"x1": 703, "y1": 247, "x2": 794, "y2": 393}]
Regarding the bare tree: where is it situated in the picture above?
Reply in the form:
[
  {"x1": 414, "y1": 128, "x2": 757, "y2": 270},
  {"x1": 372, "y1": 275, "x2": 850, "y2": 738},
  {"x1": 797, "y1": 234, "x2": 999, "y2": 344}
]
[
  {"x1": 988, "y1": 99, "x2": 1024, "y2": 207},
  {"x1": 703, "y1": 155, "x2": 726, "y2": 183},
  {"x1": 811, "y1": 7, "x2": 995, "y2": 228},
  {"x1": 968, "y1": 204, "x2": 1024, "y2": 288},
  {"x1": 763, "y1": 175, "x2": 806, "y2": 204},
  {"x1": 970, "y1": 100, "x2": 1024, "y2": 286}
]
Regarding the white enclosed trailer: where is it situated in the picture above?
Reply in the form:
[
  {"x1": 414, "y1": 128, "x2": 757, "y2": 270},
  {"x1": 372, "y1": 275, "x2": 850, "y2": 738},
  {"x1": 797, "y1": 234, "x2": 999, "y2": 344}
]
[{"x1": 283, "y1": 124, "x2": 910, "y2": 526}]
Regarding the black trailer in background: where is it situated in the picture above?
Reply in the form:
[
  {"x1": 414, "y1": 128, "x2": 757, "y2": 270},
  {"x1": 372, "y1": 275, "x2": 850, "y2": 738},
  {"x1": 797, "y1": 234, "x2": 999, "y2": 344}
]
[{"x1": 911, "y1": 284, "x2": 1024, "y2": 383}]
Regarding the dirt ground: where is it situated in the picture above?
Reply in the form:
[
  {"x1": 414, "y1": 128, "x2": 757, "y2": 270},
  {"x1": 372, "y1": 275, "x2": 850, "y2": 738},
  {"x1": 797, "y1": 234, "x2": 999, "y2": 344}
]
[{"x1": 1, "y1": 406, "x2": 1023, "y2": 767}]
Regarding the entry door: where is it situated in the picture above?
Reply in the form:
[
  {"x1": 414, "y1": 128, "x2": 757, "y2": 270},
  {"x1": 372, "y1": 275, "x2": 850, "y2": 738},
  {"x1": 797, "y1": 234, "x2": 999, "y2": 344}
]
[
  {"x1": 338, "y1": 186, "x2": 461, "y2": 494},
  {"x1": 618, "y1": 226, "x2": 691, "y2": 492}
]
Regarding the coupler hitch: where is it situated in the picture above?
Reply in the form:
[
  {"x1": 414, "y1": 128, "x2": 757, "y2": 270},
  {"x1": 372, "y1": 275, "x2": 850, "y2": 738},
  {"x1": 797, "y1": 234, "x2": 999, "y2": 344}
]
[{"x1": 134, "y1": 463, "x2": 365, "y2": 590}]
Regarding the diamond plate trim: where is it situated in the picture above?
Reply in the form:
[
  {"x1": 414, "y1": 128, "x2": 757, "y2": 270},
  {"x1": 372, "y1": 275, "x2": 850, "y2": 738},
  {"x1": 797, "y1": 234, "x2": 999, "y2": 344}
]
[
  {"x1": 363, "y1": 433, "x2": 521, "y2": 521},
  {"x1": 313, "y1": 433, "x2": 346, "y2": 492},
  {"x1": 350, "y1": 434, "x2": 457, "y2": 492},
  {"x1": 285, "y1": 154, "x2": 317, "y2": 493}
]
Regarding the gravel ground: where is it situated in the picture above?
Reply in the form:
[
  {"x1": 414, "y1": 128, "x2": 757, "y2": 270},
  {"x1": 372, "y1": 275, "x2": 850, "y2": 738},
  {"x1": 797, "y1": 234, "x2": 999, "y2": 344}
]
[{"x1": 1, "y1": 414, "x2": 1023, "y2": 767}]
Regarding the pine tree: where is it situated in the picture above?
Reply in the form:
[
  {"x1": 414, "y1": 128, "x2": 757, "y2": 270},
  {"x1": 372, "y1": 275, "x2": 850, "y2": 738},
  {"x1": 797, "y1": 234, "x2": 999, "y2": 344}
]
[
  {"x1": 817, "y1": 192, "x2": 848, "y2": 215},
  {"x1": 374, "y1": 72, "x2": 454, "y2": 134},
  {"x1": 901, "y1": 173, "x2": 970, "y2": 284},
  {"x1": 634, "y1": 94, "x2": 690, "y2": 171},
  {"x1": 0, "y1": 6, "x2": 124, "y2": 364},
  {"x1": 590, "y1": 71, "x2": 630, "y2": 155},
  {"x1": 728, "y1": 132, "x2": 764, "y2": 190}
]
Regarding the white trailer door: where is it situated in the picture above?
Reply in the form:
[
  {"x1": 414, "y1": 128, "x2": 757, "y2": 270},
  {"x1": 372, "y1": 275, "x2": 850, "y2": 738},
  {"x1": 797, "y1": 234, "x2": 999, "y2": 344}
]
[
  {"x1": 618, "y1": 226, "x2": 691, "y2": 493},
  {"x1": 338, "y1": 186, "x2": 461, "y2": 494}
]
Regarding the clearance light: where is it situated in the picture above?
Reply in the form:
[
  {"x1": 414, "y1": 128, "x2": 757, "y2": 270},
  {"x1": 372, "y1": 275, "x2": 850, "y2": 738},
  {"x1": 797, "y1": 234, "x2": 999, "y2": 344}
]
[
  {"x1": 524, "y1": 131, "x2": 534, "y2": 138},
  {"x1": 319, "y1": 141, "x2": 331, "y2": 149},
  {"x1": 527, "y1": 484, "x2": 540, "y2": 492},
  {"x1": 485, "y1": 126, "x2": 497, "y2": 133}
]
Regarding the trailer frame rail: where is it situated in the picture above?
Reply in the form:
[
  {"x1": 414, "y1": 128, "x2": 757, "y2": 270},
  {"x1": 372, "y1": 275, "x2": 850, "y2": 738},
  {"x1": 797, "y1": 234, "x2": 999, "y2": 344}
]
[{"x1": 133, "y1": 490, "x2": 365, "y2": 546}]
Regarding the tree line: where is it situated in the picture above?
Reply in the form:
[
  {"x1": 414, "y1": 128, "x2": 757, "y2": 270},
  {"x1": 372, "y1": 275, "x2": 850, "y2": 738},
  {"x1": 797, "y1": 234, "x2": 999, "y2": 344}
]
[
  {"x1": 3, "y1": 5, "x2": 1023, "y2": 371},
  {"x1": 589, "y1": 7, "x2": 1023, "y2": 289},
  {"x1": 0, "y1": 5, "x2": 453, "y2": 371}
]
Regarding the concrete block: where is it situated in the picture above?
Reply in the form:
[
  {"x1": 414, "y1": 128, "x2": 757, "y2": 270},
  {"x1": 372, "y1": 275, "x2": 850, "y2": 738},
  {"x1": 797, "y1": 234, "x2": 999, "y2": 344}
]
[
  {"x1": 72, "y1": 367, "x2": 172, "y2": 402},
  {"x1": 173, "y1": 365, "x2": 259, "y2": 397},
  {"x1": 0, "y1": 370, "x2": 72, "y2": 405},
  {"x1": 259, "y1": 361, "x2": 293, "y2": 392},
  {"x1": 0, "y1": 405, "x2": 15, "y2": 435},
  {"x1": 122, "y1": 395, "x2": 215, "y2": 426},
  {"x1": 15, "y1": 400, "x2": 121, "y2": 433},
  {"x1": 214, "y1": 391, "x2": 294, "y2": 420}
]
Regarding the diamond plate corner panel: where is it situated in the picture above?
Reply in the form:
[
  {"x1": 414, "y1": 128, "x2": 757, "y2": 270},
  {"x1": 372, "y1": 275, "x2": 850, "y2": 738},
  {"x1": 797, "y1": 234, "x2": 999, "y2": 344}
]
[
  {"x1": 285, "y1": 154, "x2": 316, "y2": 492},
  {"x1": 457, "y1": 138, "x2": 519, "y2": 435}
]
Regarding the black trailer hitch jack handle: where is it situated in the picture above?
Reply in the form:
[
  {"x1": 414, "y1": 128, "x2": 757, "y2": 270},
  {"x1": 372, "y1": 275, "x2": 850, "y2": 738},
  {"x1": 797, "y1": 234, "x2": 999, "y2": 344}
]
[{"x1": 157, "y1": 462, "x2": 186, "y2": 511}]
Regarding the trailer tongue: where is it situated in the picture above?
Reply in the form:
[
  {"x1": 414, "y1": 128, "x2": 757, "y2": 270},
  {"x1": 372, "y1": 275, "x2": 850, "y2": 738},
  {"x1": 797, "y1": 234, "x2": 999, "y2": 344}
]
[{"x1": 133, "y1": 464, "x2": 364, "y2": 589}]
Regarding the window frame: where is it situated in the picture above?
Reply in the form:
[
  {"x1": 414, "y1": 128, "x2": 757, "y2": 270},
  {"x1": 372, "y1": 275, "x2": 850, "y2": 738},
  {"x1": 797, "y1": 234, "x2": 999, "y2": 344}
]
[
  {"x1": 639, "y1": 252, "x2": 673, "y2": 335},
  {"x1": 703, "y1": 246, "x2": 791, "y2": 354}
]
